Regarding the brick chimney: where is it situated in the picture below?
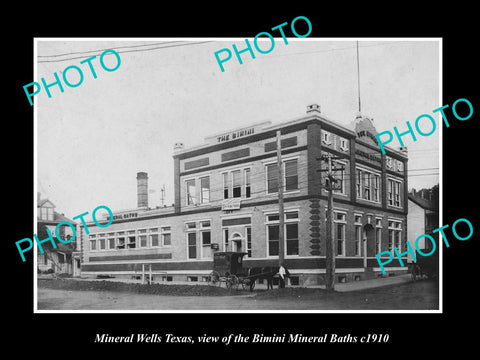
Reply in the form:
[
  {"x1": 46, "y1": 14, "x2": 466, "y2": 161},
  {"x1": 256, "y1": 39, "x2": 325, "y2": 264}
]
[
  {"x1": 306, "y1": 104, "x2": 321, "y2": 114},
  {"x1": 136, "y1": 172, "x2": 148, "y2": 208}
]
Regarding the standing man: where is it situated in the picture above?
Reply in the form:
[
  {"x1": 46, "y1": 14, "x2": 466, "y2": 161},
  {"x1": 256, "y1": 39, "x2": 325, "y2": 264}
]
[{"x1": 278, "y1": 263, "x2": 289, "y2": 289}]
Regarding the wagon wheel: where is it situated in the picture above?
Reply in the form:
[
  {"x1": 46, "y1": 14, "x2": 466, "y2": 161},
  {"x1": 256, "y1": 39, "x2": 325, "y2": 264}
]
[
  {"x1": 241, "y1": 278, "x2": 252, "y2": 291},
  {"x1": 224, "y1": 272, "x2": 230, "y2": 289},
  {"x1": 209, "y1": 271, "x2": 220, "y2": 286},
  {"x1": 225, "y1": 276, "x2": 232, "y2": 289},
  {"x1": 226, "y1": 275, "x2": 239, "y2": 290}
]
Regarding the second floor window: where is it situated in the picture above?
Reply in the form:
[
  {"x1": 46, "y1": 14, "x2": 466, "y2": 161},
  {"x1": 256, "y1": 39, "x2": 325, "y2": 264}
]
[
  {"x1": 186, "y1": 176, "x2": 211, "y2": 206},
  {"x1": 332, "y1": 160, "x2": 345, "y2": 194},
  {"x1": 161, "y1": 227, "x2": 171, "y2": 246},
  {"x1": 266, "y1": 163, "x2": 279, "y2": 194},
  {"x1": 356, "y1": 168, "x2": 380, "y2": 202},
  {"x1": 200, "y1": 176, "x2": 210, "y2": 204},
  {"x1": 186, "y1": 179, "x2": 196, "y2": 205},
  {"x1": 284, "y1": 159, "x2": 298, "y2": 191},
  {"x1": 266, "y1": 159, "x2": 298, "y2": 194},
  {"x1": 39, "y1": 206, "x2": 54, "y2": 221},
  {"x1": 223, "y1": 168, "x2": 251, "y2": 200},
  {"x1": 388, "y1": 179, "x2": 402, "y2": 207},
  {"x1": 232, "y1": 170, "x2": 242, "y2": 198}
]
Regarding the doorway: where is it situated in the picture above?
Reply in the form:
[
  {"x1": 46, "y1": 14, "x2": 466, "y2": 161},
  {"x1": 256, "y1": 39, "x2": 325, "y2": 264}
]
[
  {"x1": 363, "y1": 224, "x2": 375, "y2": 267},
  {"x1": 229, "y1": 232, "x2": 243, "y2": 252},
  {"x1": 73, "y1": 256, "x2": 81, "y2": 277}
]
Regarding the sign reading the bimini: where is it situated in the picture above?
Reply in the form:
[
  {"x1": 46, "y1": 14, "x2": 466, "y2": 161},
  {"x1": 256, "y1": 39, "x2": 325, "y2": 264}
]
[
  {"x1": 216, "y1": 127, "x2": 255, "y2": 143},
  {"x1": 205, "y1": 121, "x2": 271, "y2": 145}
]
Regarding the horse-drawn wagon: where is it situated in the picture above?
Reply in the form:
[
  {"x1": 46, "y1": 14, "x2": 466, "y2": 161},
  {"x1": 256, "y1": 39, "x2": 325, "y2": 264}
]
[
  {"x1": 411, "y1": 247, "x2": 439, "y2": 281},
  {"x1": 209, "y1": 252, "x2": 279, "y2": 291}
]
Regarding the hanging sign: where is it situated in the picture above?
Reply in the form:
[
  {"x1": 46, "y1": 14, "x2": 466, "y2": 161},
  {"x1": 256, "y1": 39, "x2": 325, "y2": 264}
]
[{"x1": 221, "y1": 198, "x2": 241, "y2": 211}]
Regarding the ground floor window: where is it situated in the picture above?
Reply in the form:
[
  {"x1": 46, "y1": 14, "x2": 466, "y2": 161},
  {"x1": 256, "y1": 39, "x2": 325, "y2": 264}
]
[
  {"x1": 388, "y1": 220, "x2": 402, "y2": 253},
  {"x1": 336, "y1": 223, "x2": 345, "y2": 255},
  {"x1": 266, "y1": 211, "x2": 299, "y2": 257},
  {"x1": 139, "y1": 235, "x2": 147, "y2": 247},
  {"x1": 286, "y1": 223, "x2": 299, "y2": 255},
  {"x1": 127, "y1": 230, "x2": 136, "y2": 249},
  {"x1": 267, "y1": 225, "x2": 280, "y2": 256},
  {"x1": 354, "y1": 225, "x2": 362, "y2": 256},
  {"x1": 161, "y1": 227, "x2": 171, "y2": 246},
  {"x1": 289, "y1": 276, "x2": 300, "y2": 286},
  {"x1": 223, "y1": 228, "x2": 229, "y2": 252},
  {"x1": 201, "y1": 230, "x2": 211, "y2": 259},
  {"x1": 334, "y1": 212, "x2": 346, "y2": 256},
  {"x1": 246, "y1": 227, "x2": 252, "y2": 257},
  {"x1": 354, "y1": 215, "x2": 362, "y2": 257},
  {"x1": 90, "y1": 228, "x2": 174, "y2": 252},
  {"x1": 376, "y1": 228, "x2": 381, "y2": 254},
  {"x1": 187, "y1": 232, "x2": 196, "y2": 259},
  {"x1": 375, "y1": 218, "x2": 382, "y2": 254}
]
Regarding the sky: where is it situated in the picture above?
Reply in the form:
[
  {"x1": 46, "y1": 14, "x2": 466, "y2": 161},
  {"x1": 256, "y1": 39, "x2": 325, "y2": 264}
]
[{"x1": 35, "y1": 38, "x2": 440, "y2": 221}]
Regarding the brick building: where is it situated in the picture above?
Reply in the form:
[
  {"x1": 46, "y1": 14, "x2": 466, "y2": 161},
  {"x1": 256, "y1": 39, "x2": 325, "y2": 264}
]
[{"x1": 79, "y1": 104, "x2": 409, "y2": 286}]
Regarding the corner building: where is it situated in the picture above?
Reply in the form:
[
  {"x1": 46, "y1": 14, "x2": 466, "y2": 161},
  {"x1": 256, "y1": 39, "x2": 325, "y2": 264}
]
[{"x1": 80, "y1": 104, "x2": 409, "y2": 286}]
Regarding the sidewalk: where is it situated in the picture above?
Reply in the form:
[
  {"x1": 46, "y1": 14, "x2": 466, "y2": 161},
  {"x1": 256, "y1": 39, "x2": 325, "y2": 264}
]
[
  {"x1": 38, "y1": 273, "x2": 413, "y2": 292},
  {"x1": 320, "y1": 273, "x2": 412, "y2": 292}
]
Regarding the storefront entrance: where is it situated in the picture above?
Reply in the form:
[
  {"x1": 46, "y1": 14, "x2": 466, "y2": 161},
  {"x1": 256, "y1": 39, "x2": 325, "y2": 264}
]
[
  {"x1": 229, "y1": 232, "x2": 243, "y2": 252},
  {"x1": 363, "y1": 223, "x2": 375, "y2": 268},
  {"x1": 221, "y1": 216, "x2": 252, "y2": 253}
]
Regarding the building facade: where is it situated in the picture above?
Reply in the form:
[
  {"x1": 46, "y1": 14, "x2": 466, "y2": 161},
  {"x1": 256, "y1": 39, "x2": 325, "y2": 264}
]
[
  {"x1": 37, "y1": 193, "x2": 79, "y2": 275},
  {"x1": 79, "y1": 105, "x2": 409, "y2": 286},
  {"x1": 407, "y1": 187, "x2": 439, "y2": 262}
]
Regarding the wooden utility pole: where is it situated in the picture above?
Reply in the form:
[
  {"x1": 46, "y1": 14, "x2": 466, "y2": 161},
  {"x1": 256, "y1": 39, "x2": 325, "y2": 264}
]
[
  {"x1": 276, "y1": 130, "x2": 285, "y2": 266},
  {"x1": 324, "y1": 153, "x2": 335, "y2": 291}
]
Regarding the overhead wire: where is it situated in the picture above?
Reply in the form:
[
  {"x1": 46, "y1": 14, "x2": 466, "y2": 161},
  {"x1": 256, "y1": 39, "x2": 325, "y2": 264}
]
[
  {"x1": 37, "y1": 41, "x2": 213, "y2": 63},
  {"x1": 181, "y1": 158, "x2": 439, "y2": 191},
  {"x1": 183, "y1": 160, "x2": 439, "y2": 209},
  {"x1": 38, "y1": 41, "x2": 190, "y2": 58}
]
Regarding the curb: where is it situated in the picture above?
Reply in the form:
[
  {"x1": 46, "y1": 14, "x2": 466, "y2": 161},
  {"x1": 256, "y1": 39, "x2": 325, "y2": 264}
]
[{"x1": 334, "y1": 274, "x2": 412, "y2": 292}]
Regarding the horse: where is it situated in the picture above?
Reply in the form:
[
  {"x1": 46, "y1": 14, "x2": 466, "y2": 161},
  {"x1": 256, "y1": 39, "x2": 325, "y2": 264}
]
[
  {"x1": 410, "y1": 262, "x2": 424, "y2": 281},
  {"x1": 248, "y1": 266, "x2": 278, "y2": 291}
]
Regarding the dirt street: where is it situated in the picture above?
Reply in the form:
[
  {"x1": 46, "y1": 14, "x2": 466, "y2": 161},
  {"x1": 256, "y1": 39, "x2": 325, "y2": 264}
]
[{"x1": 37, "y1": 279, "x2": 439, "y2": 311}]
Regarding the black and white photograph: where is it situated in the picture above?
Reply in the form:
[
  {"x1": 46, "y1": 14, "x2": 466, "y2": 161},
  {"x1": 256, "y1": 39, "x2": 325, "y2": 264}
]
[{"x1": 7, "y1": 8, "x2": 479, "y2": 354}]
